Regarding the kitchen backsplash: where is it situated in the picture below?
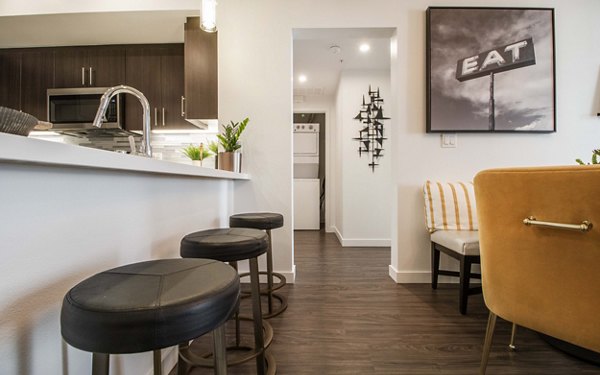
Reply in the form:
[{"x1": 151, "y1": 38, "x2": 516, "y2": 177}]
[{"x1": 30, "y1": 131, "x2": 219, "y2": 166}]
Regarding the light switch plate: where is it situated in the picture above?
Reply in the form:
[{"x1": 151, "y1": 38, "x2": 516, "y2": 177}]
[{"x1": 441, "y1": 133, "x2": 457, "y2": 148}]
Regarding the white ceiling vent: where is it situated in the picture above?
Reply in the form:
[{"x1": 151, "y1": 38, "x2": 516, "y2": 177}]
[{"x1": 294, "y1": 95, "x2": 306, "y2": 103}]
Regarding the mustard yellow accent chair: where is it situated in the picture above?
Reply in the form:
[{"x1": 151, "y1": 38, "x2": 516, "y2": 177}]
[{"x1": 474, "y1": 165, "x2": 600, "y2": 374}]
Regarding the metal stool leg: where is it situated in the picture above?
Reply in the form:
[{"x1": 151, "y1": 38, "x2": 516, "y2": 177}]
[
  {"x1": 153, "y1": 350, "x2": 162, "y2": 375},
  {"x1": 250, "y1": 257, "x2": 267, "y2": 375},
  {"x1": 92, "y1": 353, "x2": 109, "y2": 375},
  {"x1": 230, "y1": 261, "x2": 242, "y2": 347},
  {"x1": 266, "y1": 229, "x2": 274, "y2": 315},
  {"x1": 213, "y1": 325, "x2": 227, "y2": 375}
]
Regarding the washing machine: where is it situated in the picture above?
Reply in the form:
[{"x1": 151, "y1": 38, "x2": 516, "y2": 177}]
[{"x1": 293, "y1": 123, "x2": 320, "y2": 230}]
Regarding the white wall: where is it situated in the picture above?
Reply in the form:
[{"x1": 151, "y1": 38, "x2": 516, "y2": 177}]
[
  {"x1": 0, "y1": 163, "x2": 233, "y2": 374},
  {"x1": 217, "y1": 0, "x2": 600, "y2": 284},
  {"x1": 334, "y1": 69, "x2": 392, "y2": 246}
]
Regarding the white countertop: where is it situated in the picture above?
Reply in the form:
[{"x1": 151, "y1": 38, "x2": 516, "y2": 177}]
[{"x1": 0, "y1": 132, "x2": 250, "y2": 180}]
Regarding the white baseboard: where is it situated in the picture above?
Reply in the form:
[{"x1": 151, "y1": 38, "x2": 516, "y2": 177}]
[
  {"x1": 331, "y1": 226, "x2": 390, "y2": 247},
  {"x1": 388, "y1": 265, "x2": 430, "y2": 283},
  {"x1": 388, "y1": 265, "x2": 481, "y2": 284},
  {"x1": 238, "y1": 265, "x2": 296, "y2": 284}
]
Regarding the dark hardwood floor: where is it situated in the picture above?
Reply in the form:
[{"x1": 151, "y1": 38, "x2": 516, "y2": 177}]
[{"x1": 179, "y1": 230, "x2": 600, "y2": 374}]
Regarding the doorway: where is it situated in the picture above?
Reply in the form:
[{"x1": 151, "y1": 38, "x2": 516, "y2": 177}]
[
  {"x1": 292, "y1": 27, "x2": 395, "y2": 246},
  {"x1": 293, "y1": 112, "x2": 326, "y2": 229}
]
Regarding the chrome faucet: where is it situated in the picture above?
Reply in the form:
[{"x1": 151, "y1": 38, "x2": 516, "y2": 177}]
[{"x1": 93, "y1": 85, "x2": 152, "y2": 157}]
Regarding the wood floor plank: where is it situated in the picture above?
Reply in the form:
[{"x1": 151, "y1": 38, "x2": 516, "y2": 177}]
[{"x1": 178, "y1": 230, "x2": 600, "y2": 374}]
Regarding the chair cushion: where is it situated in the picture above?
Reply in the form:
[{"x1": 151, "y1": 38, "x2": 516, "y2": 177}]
[
  {"x1": 229, "y1": 212, "x2": 284, "y2": 230},
  {"x1": 423, "y1": 180, "x2": 478, "y2": 233},
  {"x1": 61, "y1": 258, "x2": 240, "y2": 354},
  {"x1": 431, "y1": 230, "x2": 480, "y2": 256}
]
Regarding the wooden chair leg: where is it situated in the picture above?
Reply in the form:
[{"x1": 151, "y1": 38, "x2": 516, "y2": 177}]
[
  {"x1": 480, "y1": 312, "x2": 497, "y2": 375},
  {"x1": 431, "y1": 242, "x2": 440, "y2": 289},
  {"x1": 459, "y1": 256, "x2": 471, "y2": 315}
]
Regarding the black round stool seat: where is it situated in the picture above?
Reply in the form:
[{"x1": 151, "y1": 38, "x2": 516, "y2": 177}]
[
  {"x1": 181, "y1": 228, "x2": 269, "y2": 262},
  {"x1": 229, "y1": 213, "x2": 284, "y2": 231},
  {"x1": 61, "y1": 258, "x2": 240, "y2": 355}
]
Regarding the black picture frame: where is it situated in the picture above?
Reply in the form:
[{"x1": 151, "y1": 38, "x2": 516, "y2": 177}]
[{"x1": 426, "y1": 7, "x2": 556, "y2": 133}]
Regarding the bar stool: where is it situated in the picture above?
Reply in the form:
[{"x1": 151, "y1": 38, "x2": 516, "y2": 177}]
[
  {"x1": 229, "y1": 212, "x2": 287, "y2": 319},
  {"x1": 180, "y1": 227, "x2": 275, "y2": 375},
  {"x1": 61, "y1": 258, "x2": 240, "y2": 375}
]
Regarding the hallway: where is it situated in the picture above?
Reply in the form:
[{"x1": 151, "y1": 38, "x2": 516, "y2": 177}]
[{"x1": 185, "y1": 230, "x2": 600, "y2": 374}]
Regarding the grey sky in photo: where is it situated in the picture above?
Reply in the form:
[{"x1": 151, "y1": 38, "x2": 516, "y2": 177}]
[{"x1": 429, "y1": 8, "x2": 554, "y2": 131}]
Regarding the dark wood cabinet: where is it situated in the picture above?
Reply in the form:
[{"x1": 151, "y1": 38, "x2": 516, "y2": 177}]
[
  {"x1": 125, "y1": 44, "x2": 190, "y2": 131},
  {"x1": 0, "y1": 41, "x2": 214, "y2": 130},
  {"x1": 160, "y1": 45, "x2": 189, "y2": 129},
  {"x1": 0, "y1": 50, "x2": 21, "y2": 111},
  {"x1": 55, "y1": 46, "x2": 125, "y2": 88},
  {"x1": 184, "y1": 17, "x2": 218, "y2": 121},
  {"x1": 20, "y1": 49, "x2": 54, "y2": 120}
]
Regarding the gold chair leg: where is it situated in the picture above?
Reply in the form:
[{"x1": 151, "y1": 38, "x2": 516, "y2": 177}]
[
  {"x1": 480, "y1": 311, "x2": 497, "y2": 375},
  {"x1": 509, "y1": 323, "x2": 517, "y2": 350}
]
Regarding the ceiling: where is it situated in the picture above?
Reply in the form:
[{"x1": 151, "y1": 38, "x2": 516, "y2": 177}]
[
  {"x1": 293, "y1": 28, "x2": 394, "y2": 100},
  {"x1": 0, "y1": 10, "x2": 198, "y2": 48}
]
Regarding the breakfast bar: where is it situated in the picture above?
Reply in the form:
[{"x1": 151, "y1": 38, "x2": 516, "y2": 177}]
[{"x1": 0, "y1": 132, "x2": 249, "y2": 374}]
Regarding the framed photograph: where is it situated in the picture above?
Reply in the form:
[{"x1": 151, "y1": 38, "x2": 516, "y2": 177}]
[{"x1": 426, "y1": 7, "x2": 556, "y2": 133}]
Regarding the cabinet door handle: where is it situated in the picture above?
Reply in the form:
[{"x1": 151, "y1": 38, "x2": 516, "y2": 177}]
[
  {"x1": 162, "y1": 108, "x2": 166, "y2": 126},
  {"x1": 89, "y1": 67, "x2": 93, "y2": 86},
  {"x1": 181, "y1": 96, "x2": 185, "y2": 117},
  {"x1": 154, "y1": 108, "x2": 158, "y2": 127},
  {"x1": 81, "y1": 67, "x2": 86, "y2": 86}
]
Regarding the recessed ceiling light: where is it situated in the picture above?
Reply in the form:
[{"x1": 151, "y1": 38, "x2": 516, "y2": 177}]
[
  {"x1": 359, "y1": 43, "x2": 370, "y2": 53},
  {"x1": 298, "y1": 74, "x2": 307, "y2": 83}
]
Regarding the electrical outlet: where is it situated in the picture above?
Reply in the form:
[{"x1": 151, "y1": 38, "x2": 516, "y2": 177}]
[{"x1": 441, "y1": 133, "x2": 457, "y2": 148}]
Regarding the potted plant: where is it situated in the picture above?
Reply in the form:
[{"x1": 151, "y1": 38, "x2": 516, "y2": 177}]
[
  {"x1": 207, "y1": 140, "x2": 220, "y2": 169},
  {"x1": 216, "y1": 117, "x2": 249, "y2": 172},
  {"x1": 181, "y1": 143, "x2": 213, "y2": 166},
  {"x1": 576, "y1": 149, "x2": 600, "y2": 165}
]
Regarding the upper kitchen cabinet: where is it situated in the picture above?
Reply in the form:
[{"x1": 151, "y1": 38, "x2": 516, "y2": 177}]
[
  {"x1": 54, "y1": 46, "x2": 125, "y2": 88},
  {"x1": 184, "y1": 17, "x2": 218, "y2": 123},
  {"x1": 20, "y1": 49, "x2": 54, "y2": 120},
  {"x1": 125, "y1": 44, "x2": 190, "y2": 131},
  {"x1": 0, "y1": 50, "x2": 21, "y2": 111}
]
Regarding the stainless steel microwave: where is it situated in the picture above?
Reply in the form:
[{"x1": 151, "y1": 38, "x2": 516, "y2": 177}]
[{"x1": 47, "y1": 87, "x2": 124, "y2": 131}]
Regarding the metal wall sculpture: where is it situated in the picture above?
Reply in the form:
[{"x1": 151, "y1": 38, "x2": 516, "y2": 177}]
[{"x1": 353, "y1": 85, "x2": 389, "y2": 172}]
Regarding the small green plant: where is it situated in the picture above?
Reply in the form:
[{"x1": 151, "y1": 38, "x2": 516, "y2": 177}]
[
  {"x1": 182, "y1": 144, "x2": 212, "y2": 161},
  {"x1": 207, "y1": 140, "x2": 219, "y2": 154},
  {"x1": 216, "y1": 117, "x2": 249, "y2": 152},
  {"x1": 576, "y1": 149, "x2": 600, "y2": 165}
]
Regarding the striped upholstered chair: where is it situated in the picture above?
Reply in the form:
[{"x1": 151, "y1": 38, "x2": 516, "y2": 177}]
[{"x1": 423, "y1": 181, "x2": 482, "y2": 314}]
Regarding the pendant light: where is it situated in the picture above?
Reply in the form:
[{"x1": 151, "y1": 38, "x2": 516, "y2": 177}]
[{"x1": 201, "y1": 0, "x2": 217, "y2": 33}]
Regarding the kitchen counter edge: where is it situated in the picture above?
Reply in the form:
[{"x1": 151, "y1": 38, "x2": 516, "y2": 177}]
[{"x1": 0, "y1": 133, "x2": 250, "y2": 180}]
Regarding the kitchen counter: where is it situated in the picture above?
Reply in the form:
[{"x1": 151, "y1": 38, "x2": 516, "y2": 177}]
[
  {"x1": 0, "y1": 132, "x2": 249, "y2": 180},
  {"x1": 0, "y1": 131, "x2": 248, "y2": 374}
]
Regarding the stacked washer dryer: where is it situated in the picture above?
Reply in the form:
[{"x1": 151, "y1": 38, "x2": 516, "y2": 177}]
[{"x1": 293, "y1": 123, "x2": 320, "y2": 230}]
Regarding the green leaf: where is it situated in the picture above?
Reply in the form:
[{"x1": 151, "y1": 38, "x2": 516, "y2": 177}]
[{"x1": 575, "y1": 159, "x2": 585, "y2": 165}]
